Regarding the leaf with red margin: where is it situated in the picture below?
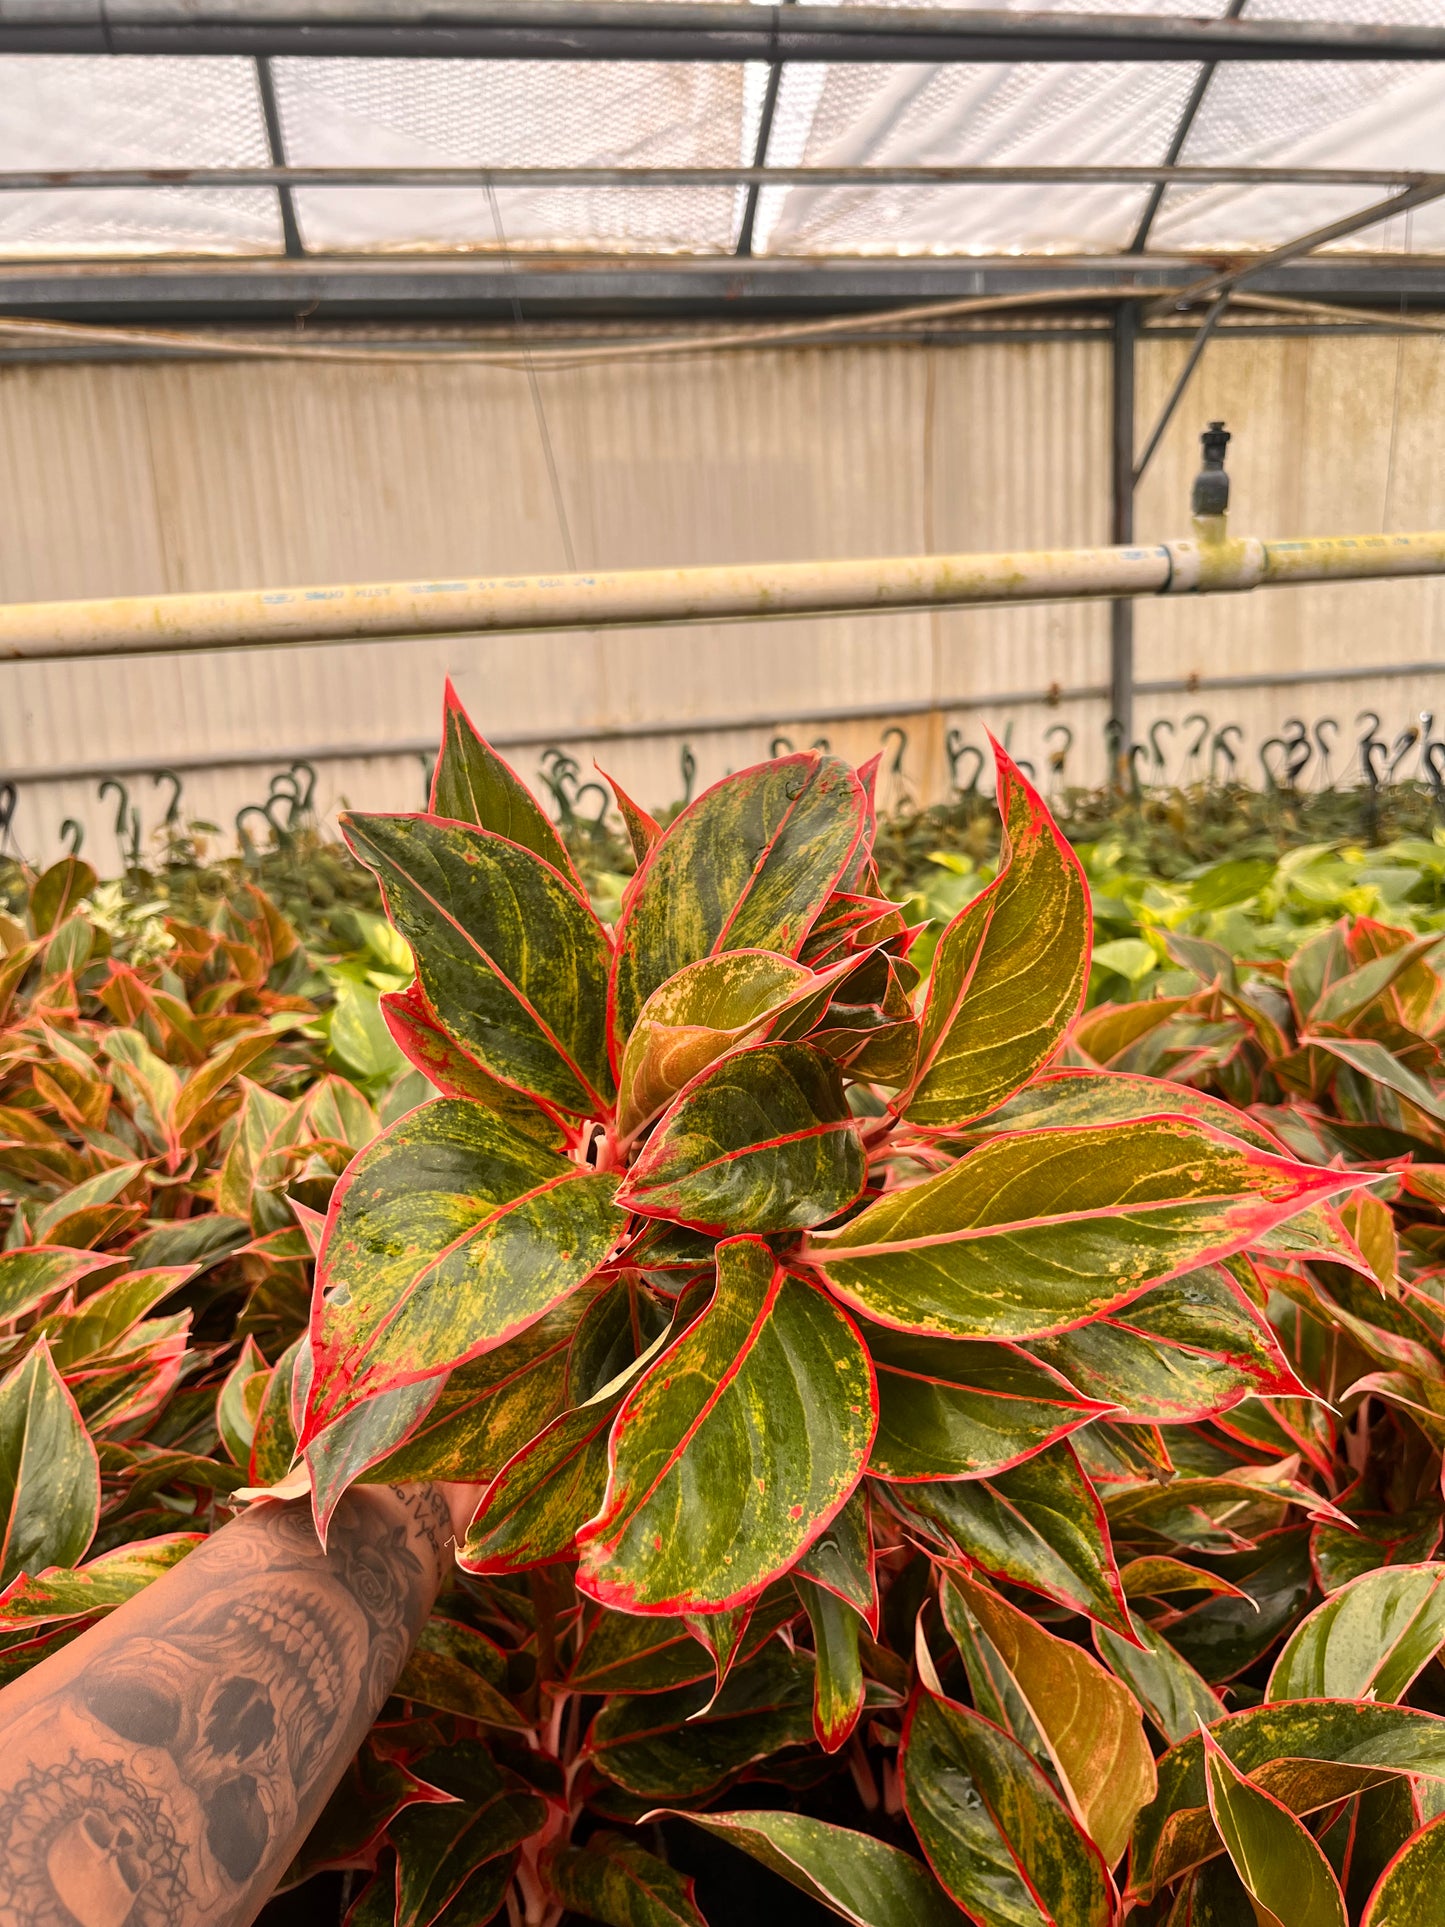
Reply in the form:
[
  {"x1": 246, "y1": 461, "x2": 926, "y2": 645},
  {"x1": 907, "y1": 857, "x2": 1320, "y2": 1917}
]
[
  {"x1": 1106, "y1": 1473, "x2": 1347, "y2": 1558},
  {"x1": 0, "y1": 1339, "x2": 99, "y2": 1586},
  {"x1": 878, "y1": 1438, "x2": 1133, "y2": 1638},
  {"x1": 1313, "y1": 1502, "x2": 1443, "y2": 1596},
  {"x1": 343, "y1": 810, "x2": 613, "y2": 1117},
  {"x1": 1129, "y1": 1701, "x2": 1445, "y2": 1905},
  {"x1": 599, "y1": 766, "x2": 663, "y2": 867},
  {"x1": 459, "y1": 1326, "x2": 671, "y2": 1576},
  {"x1": 586, "y1": 1644, "x2": 817, "y2": 1799},
  {"x1": 380, "y1": 980, "x2": 568, "y2": 1149},
  {"x1": 809, "y1": 1116, "x2": 1361, "y2": 1343},
  {"x1": 1028, "y1": 1265, "x2": 1308, "y2": 1425},
  {"x1": 616, "y1": 950, "x2": 858, "y2": 1143},
  {"x1": 431, "y1": 677, "x2": 580, "y2": 884},
  {"x1": 901, "y1": 1687, "x2": 1115, "y2": 1927},
  {"x1": 0, "y1": 1532, "x2": 200, "y2": 1629},
  {"x1": 567, "y1": 1587, "x2": 799, "y2": 1696},
  {"x1": 900, "y1": 741, "x2": 1090, "y2": 1129},
  {"x1": 619, "y1": 1042, "x2": 865, "y2": 1235},
  {"x1": 608, "y1": 752, "x2": 868, "y2": 1061},
  {"x1": 0, "y1": 1247, "x2": 115, "y2": 1326},
  {"x1": 793, "y1": 1484, "x2": 878, "y2": 1634},
  {"x1": 864, "y1": 1321, "x2": 1112, "y2": 1482},
  {"x1": 1361, "y1": 1805, "x2": 1445, "y2": 1926},
  {"x1": 575, "y1": 1237, "x2": 876, "y2": 1617},
  {"x1": 303, "y1": 1097, "x2": 624, "y2": 1438},
  {"x1": 796, "y1": 1573, "x2": 866, "y2": 1752},
  {"x1": 961, "y1": 1068, "x2": 1378, "y2": 1279},
  {"x1": 1202, "y1": 1727, "x2": 1348, "y2": 1927},
  {"x1": 946, "y1": 1569, "x2": 1156, "y2": 1868},
  {"x1": 548, "y1": 1835, "x2": 706, "y2": 1927}
]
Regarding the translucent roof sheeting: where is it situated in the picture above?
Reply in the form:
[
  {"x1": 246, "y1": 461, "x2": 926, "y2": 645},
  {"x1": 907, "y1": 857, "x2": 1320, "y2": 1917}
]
[{"x1": 3, "y1": 0, "x2": 1445, "y2": 261}]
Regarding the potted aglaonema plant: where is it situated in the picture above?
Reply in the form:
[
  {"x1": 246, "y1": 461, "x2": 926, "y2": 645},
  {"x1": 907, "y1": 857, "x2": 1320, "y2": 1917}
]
[{"x1": 266, "y1": 682, "x2": 1365, "y2": 1926}]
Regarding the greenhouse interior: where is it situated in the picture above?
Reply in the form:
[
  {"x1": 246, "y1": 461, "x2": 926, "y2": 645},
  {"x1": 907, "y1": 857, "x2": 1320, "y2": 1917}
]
[{"x1": 4, "y1": 5, "x2": 1445, "y2": 1925}]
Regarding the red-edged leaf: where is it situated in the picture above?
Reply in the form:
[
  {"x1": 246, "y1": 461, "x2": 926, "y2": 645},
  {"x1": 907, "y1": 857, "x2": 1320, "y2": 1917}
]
[
  {"x1": 379, "y1": 979, "x2": 568, "y2": 1147},
  {"x1": 599, "y1": 765, "x2": 663, "y2": 866},
  {"x1": 432, "y1": 676, "x2": 580, "y2": 881},
  {"x1": 619, "y1": 1042, "x2": 865, "y2": 1235},
  {"x1": 608, "y1": 752, "x2": 868, "y2": 1061},
  {"x1": 304, "y1": 1097, "x2": 624, "y2": 1438},
  {"x1": 343, "y1": 809, "x2": 614, "y2": 1116},
  {"x1": 900, "y1": 741, "x2": 1090, "y2": 1128},
  {"x1": 810, "y1": 1116, "x2": 1361, "y2": 1343},
  {"x1": 575, "y1": 1237, "x2": 877, "y2": 1616}
]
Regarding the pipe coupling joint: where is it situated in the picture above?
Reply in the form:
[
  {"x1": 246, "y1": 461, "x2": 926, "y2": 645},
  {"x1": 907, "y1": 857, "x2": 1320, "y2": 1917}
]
[{"x1": 1161, "y1": 536, "x2": 1266, "y2": 595}]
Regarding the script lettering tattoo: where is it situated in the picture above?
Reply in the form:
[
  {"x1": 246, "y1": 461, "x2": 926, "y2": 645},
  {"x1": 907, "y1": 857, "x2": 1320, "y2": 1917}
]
[{"x1": 0, "y1": 1489, "x2": 441, "y2": 1927}]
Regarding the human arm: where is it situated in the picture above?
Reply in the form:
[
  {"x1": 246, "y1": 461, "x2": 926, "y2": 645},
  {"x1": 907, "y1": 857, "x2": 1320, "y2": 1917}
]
[{"x1": 0, "y1": 1482, "x2": 467, "y2": 1927}]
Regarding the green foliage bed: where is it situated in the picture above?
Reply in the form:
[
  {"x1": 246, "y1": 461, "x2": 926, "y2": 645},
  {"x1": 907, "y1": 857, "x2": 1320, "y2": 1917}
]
[{"x1": 3, "y1": 707, "x2": 1445, "y2": 1927}]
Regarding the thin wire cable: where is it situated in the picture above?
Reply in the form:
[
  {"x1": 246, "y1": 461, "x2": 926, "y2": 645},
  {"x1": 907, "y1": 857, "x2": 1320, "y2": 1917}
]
[{"x1": 485, "y1": 184, "x2": 578, "y2": 570}]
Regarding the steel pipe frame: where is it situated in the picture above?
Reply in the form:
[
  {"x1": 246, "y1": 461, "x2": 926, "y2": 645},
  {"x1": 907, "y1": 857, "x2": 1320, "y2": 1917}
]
[
  {"x1": 6, "y1": 165, "x2": 1443, "y2": 193},
  {"x1": 4, "y1": 530, "x2": 1445, "y2": 663},
  {"x1": 9, "y1": 2, "x2": 1445, "y2": 62},
  {"x1": 4, "y1": 659, "x2": 1438, "y2": 791},
  {"x1": 6, "y1": 258, "x2": 1445, "y2": 324}
]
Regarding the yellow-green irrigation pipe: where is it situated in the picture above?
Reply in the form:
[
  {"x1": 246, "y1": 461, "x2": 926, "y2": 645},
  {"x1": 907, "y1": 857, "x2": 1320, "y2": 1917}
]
[{"x1": 4, "y1": 523, "x2": 1445, "y2": 661}]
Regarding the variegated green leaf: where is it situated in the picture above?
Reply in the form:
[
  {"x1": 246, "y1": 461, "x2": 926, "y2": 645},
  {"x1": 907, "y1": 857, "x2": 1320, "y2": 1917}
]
[
  {"x1": 0, "y1": 1532, "x2": 200, "y2": 1629},
  {"x1": 1268, "y1": 1564, "x2": 1445, "y2": 1705},
  {"x1": 609, "y1": 753, "x2": 867, "y2": 1052},
  {"x1": 380, "y1": 979, "x2": 567, "y2": 1148},
  {"x1": 1131, "y1": 1702, "x2": 1445, "y2": 1904},
  {"x1": 901, "y1": 1687, "x2": 1114, "y2": 1927},
  {"x1": 344, "y1": 810, "x2": 613, "y2": 1115},
  {"x1": 664, "y1": 1812, "x2": 963, "y2": 1927},
  {"x1": 619, "y1": 1043, "x2": 865, "y2": 1235},
  {"x1": 216, "y1": 1334, "x2": 270, "y2": 1467},
  {"x1": 880, "y1": 1440, "x2": 1131, "y2": 1636},
  {"x1": 617, "y1": 949, "x2": 819, "y2": 1140},
  {"x1": 587, "y1": 1645, "x2": 816, "y2": 1799},
  {"x1": 1202, "y1": 1729, "x2": 1348, "y2": 1927},
  {"x1": 431, "y1": 677, "x2": 579, "y2": 882},
  {"x1": 1362, "y1": 1808, "x2": 1445, "y2": 1925},
  {"x1": 865, "y1": 1322, "x2": 1111, "y2": 1481},
  {"x1": 811, "y1": 1118, "x2": 1356, "y2": 1342},
  {"x1": 902, "y1": 744, "x2": 1089, "y2": 1128},
  {"x1": 1094, "y1": 1615, "x2": 1226, "y2": 1746},
  {"x1": 576, "y1": 1237, "x2": 876, "y2": 1616},
  {"x1": 796, "y1": 1573, "x2": 866, "y2": 1752},
  {"x1": 793, "y1": 1484, "x2": 876, "y2": 1630},
  {"x1": 549, "y1": 1834, "x2": 706, "y2": 1927},
  {"x1": 0, "y1": 1247, "x2": 113, "y2": 1325},
  {"x1": 305, "y1": 1097, "x2": 624, "y2": 1435},
  {"x1": 946, "y1": 1570, "x2": 1156, "y2": 1868},
  {"x1": 0, "y1": 1340, "x2": 99, "y2": 1586},
  {"x1": 1029, "y1": 1265, "x2": 1307, "y2": 1424}
]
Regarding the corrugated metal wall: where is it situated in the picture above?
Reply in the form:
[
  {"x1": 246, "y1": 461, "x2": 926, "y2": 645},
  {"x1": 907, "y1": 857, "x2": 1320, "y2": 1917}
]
[{"x1": 0, "y1": 328, "x2": 1440, "y2": 868}]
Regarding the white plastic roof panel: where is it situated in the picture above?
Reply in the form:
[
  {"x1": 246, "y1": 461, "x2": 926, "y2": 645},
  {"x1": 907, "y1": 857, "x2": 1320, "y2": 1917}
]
[
  {"x1": 272, "y1": 57, "x2": 766, "y2": 252},
  {"x1": 0, "y1": 55, "x2": 282, "y2": 256},
  {"x1": 0, "y1": 4, "x2": 1442, "y2": 263}
]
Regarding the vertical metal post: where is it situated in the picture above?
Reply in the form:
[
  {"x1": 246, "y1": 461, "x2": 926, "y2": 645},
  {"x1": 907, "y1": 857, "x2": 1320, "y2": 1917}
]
[
  {"x1": 255, "y1": 56, "x2": 304, "y2": 259},
  {"x1": 1109, "y1": 301, "x2": 1137, "y2": 781}
]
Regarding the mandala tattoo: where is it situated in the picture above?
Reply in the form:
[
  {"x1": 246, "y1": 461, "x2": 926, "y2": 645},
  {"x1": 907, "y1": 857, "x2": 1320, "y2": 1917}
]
[{"x1": 0, "y1": 1755, "x2": 186, "y2": 1927}]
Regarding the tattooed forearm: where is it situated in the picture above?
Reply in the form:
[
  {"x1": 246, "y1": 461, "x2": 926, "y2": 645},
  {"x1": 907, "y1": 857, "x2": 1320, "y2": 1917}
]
[{"x1": 0, "y1": 1485, "x2": 448, "y2": 1927}]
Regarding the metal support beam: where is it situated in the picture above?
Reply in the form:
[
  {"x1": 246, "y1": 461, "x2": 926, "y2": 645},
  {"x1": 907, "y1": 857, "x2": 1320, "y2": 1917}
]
[
  {"x1": 11, "y1": 3, "x2": 1445, "y2": 62},
  {"x1": 5, "y1": 526, "x2": 1445, "y2": 663},
  {"x1": 4, "y1": 256, "x2": 1445, "y2": 326},
  {"x1": 1130, "y1": 0, "x2": 1246, "y2": 254},
  {"x1": 1109, "y1": 303, "x2": 1136, "y2": 777},
  {"x1": 3, "y1": 163, "x2": 1438, "y2": 194},
  {"x1": 253, "y1": 56, "x2": 303, "y2": 260},
  {"x1": 1132, "y1": 293, "x2": 1230, "y2": 484},
  {"x1": 1155, "y1": 176, "x2": 1445, "y2": 316},
  {"x1": 736, "y1": 0, "x2": 793, "y2": 259}
]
